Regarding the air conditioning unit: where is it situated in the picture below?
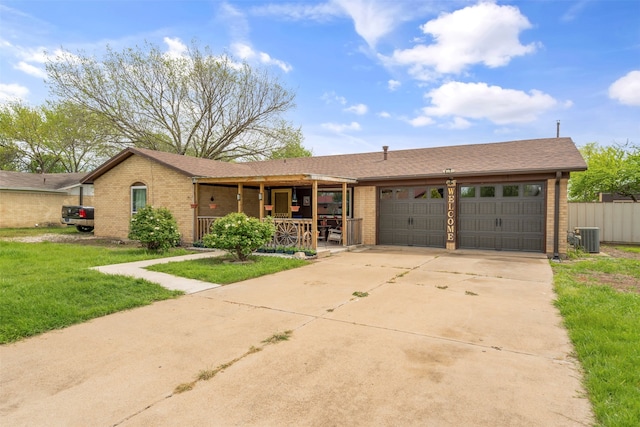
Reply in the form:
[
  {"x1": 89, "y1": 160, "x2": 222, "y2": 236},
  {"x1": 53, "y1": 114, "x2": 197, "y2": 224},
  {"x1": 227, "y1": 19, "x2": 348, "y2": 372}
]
[{"x1": 576, "y1": 227, "x2": 600, "y2": 253}]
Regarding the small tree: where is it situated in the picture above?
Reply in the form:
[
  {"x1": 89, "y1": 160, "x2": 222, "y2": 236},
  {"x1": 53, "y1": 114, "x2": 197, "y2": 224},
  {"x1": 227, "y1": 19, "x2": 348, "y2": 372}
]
[
  {"x1": 128, "y1": 206, "x2": 181, "y2": 252},
  {"x1": 203, "y1": 213, "x2": 275, "y2": 261}
]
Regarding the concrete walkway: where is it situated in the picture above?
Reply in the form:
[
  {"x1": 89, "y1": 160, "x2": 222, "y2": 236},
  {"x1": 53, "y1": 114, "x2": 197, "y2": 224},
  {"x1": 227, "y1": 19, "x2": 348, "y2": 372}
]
[
  {"x1": 92, "y1": 251, "x2": 226, "y2": 294},
  {"x1": 0, "y1": 247, "x2": 593, "y2": 426}
]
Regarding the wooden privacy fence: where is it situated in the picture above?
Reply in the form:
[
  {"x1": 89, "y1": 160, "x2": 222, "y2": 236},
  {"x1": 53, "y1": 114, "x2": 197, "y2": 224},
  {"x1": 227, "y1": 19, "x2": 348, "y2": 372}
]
[{"x1": 568, "y1": 203, "x2": 640, "y2": 244}]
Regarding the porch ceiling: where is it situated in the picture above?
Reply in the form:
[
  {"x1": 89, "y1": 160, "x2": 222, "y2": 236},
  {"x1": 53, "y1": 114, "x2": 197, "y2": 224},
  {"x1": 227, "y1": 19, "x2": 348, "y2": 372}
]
[{"x1": 194, "y1": 174, "x2": 358, "y2": 187}]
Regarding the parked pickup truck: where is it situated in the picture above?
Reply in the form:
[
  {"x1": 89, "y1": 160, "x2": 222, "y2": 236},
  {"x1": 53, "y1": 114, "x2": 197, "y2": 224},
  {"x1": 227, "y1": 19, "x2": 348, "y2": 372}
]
[{"x1": 61, "y1": 205, "x2": 95, "y2": 232}]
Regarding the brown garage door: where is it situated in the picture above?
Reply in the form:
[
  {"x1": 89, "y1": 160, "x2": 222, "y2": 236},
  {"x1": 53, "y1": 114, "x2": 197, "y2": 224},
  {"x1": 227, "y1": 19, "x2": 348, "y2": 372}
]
[
  {"x1": 379, "y1": 186, "x2": 446, "y2": 247},
  {"x1": 458, "y1": 183, "x2": 545, "y2": 252}
]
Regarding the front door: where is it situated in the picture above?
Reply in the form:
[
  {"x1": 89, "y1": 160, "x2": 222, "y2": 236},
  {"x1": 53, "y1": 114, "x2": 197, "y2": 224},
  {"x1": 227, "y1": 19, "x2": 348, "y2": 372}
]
[{"x1": 271, "y1": 189, "x2": 292, "y2": 218}]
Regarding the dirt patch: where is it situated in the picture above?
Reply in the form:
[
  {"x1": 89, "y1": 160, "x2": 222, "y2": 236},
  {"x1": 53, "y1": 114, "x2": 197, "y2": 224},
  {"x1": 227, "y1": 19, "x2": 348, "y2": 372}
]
[
  {"x1": 575, "y1": 272, "x2": 640, "y2": 294},
  {"x1": 600, "y1": 245, "x2": 640, "y2": 260},
  {"x1": 2, "y1": 233, "x2": 132, "y2": 247},
  {"x1": 571, "y1": 244, "x2": 640, "y2": 294}
]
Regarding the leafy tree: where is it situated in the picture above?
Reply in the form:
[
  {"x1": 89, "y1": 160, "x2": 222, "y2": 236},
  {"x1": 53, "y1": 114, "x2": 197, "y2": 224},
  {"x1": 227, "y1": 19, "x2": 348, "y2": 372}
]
[
  {"x1": 569, "y1": 142, "x2": 640, "y2": 202},
  {"x1": 0, "y1": 102, "x2": 61, "y2": 173},
  {"x1": 268, "y1": 125, "x2": 312, "y2": 159},
  {"x1": 203, "y1": 213, "x2": 275, "y2": 261},
  {"x1": 0, "y1": 145, "x2": 20, "y2": 171},
  {"x1": 46, "y1": 41, "x2": 301, "y2": 161},
  {"x1": 0, "y1": 102, "x2": 113, "y2": 173}
]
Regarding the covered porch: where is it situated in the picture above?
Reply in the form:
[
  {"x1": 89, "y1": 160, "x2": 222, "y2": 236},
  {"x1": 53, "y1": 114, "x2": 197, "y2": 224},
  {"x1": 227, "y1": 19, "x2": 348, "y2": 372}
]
[{"x1": 191, "y1": 174, "x2": 362, "y2": 250}]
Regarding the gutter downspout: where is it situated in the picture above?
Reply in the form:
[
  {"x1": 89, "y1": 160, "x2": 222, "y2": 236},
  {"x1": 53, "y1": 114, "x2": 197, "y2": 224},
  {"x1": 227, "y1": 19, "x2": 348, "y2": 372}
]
[{"x1": 552, "y1": 171, "x2": 562, "y2": 261}]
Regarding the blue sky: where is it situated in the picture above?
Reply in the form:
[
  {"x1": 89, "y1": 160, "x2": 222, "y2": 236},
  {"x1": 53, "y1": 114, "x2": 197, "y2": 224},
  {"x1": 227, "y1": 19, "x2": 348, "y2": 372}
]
[{"x1": 1, "y1": 0, "x2": 638, "y2": 156}]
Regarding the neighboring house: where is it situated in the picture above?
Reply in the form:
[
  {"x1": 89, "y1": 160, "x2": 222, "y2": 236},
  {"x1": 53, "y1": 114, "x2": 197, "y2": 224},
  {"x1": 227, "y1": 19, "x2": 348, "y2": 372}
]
[
  {"x1": 0, "y1": 171, "x2": 94, "y2": 228},
  {"x1": 81, "y1": 137, "x2": 587, "y2": 257},
  {"x1": 598, "y1": 193, "x2": 640, "y2": 203}
]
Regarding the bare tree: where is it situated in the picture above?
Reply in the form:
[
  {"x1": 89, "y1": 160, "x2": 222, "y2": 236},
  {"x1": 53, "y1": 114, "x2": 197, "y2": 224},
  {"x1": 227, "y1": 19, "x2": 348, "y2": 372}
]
[{"x1": 46, "y1": 42, "x2": 299, "y2": 161}]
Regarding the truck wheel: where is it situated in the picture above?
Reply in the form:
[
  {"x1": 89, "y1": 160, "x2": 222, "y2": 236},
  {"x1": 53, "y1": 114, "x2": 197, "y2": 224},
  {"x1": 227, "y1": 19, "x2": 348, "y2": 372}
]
[{"x1": 76, "y1": 226, "x2": 94, "y2": 233}]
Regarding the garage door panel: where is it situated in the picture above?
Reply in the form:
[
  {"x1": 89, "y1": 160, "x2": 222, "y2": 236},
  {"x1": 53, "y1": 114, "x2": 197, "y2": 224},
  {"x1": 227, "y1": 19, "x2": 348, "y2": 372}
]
[
  {"x1": 428, "y1": 203, "x2": 445, "y2": 215},
  {"x1": 501, "y1": 202, "x2": 521, "y2": 215},
  {"x1": 501, "y1": 218, "x2": 520, "y2": 233},
  {"x1": 459, "y1": 183, "x2": 545, "y2": 252},
  {"x1": 379, "y1": 186, "x2": 445, "y2": 248},
  {"x1": 476, "y1": 219, "x2": 497, "y2": 232},
  {"x1": 523, "y1": 201, "x2": 544, "y2": 215},
  {"x1": 478, "y1": 202, "x2": 497, "y2": 215},
  {"x1": 460, "y1": 203, "x2": 477, "y2": 215},
  {"x1": 523, "y1": 219, "x2": 544, "y2": 233},
  {"x1": 522, "y1": 237, "x2": 544, "y2": 252}
]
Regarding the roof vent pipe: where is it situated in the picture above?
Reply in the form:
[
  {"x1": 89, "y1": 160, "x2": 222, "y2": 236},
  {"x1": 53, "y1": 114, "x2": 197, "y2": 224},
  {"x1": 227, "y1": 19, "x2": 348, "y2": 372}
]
[
  {"x1": 383, "y1": 146, "x2": 389, "y2": 160},
  {"x1": 556, "y1": 120, "x2": 560, "y2": 138}
]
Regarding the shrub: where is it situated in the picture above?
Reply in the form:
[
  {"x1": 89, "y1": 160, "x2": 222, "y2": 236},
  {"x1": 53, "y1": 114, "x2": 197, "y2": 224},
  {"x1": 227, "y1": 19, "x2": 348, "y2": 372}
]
[
  {"x1": 203, "y1": 213, "x2": 275, "y2": 261},
  {"x1": 128, "y1": 206, "x2": 181, "y2": 252}
]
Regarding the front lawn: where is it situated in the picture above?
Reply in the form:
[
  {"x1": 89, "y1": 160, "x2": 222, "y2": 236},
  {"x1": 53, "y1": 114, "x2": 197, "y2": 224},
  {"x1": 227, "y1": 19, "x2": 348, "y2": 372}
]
[
  {"x1": 0, "y1": 239, "x2": 191, "y2": 344},
  {"x1": 552, "y1": 248, "x2": 640, "y2": 427},
  {"x1": 146, "y1": 255, "x2": 310, "y2": 284}
]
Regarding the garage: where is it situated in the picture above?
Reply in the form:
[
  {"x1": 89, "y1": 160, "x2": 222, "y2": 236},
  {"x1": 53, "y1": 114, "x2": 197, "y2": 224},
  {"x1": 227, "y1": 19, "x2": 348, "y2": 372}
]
[
  {"x1": 458, "y1": 182, "x2": 546, "y2": 252},
  {"x1": 378, "y1": 186, "x2": 446, "y2": 247}
]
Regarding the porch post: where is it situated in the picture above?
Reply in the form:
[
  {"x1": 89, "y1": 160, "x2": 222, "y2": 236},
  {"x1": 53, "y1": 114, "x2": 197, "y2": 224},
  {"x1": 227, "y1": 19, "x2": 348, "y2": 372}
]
[
  {"x1": 312, "y1": 180, "x2": 318, "y2": 250},
  {"x1": 192, "y1": 179, "x2": 198, "y2": 242},
  {"x1": 237, "y1": 183, "x2": 244, "y2": 213},
  {"x1": 342, "y1": 182, "x2": 347, "y2": 246},
  {"x1": 259, "y1": 183, "x2": 264, "y2": 220}
]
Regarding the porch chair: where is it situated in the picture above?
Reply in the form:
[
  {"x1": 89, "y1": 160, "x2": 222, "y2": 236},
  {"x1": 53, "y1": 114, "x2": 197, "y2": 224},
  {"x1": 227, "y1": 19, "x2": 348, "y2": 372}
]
[{"x1": 327, "y1": 228, "x2": 342, "y2": 244}]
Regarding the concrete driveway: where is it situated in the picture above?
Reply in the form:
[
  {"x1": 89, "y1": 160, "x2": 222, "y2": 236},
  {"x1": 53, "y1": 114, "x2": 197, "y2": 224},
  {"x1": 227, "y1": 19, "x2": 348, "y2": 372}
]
[{"x1": 0, "y1": 247, "x2": 593, "y2": 426}]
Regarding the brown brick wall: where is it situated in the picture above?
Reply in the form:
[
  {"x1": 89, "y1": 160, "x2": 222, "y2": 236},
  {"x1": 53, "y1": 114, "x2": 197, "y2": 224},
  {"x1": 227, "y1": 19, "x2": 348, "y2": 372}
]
[
  {"x1": 545, "y1": 177, "x2": 569, "y2": 257},
  {"x1": 94, "y1": 155, "x2": 194, "y2": 242},
  {"x1": 354, "y1": 186, "x2": 377, "y2": 245}
]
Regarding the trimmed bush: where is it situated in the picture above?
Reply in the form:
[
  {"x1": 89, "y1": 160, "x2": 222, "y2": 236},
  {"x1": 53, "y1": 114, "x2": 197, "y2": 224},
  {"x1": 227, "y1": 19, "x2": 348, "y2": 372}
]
[
  {"x1": 128, "y1": 206, "x2": 181, "y2": 252},
  {"x1": 203, "y1": 213, "x2": 275, "y2": 261}
]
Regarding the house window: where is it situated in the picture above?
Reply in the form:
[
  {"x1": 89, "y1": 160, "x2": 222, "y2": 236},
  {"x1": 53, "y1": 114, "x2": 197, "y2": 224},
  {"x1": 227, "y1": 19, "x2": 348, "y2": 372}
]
[
  {"x1": 461, "y1": 186, "x2": 475, "y2": 197},
  {"x1": 131, "y1": 185, "x2": 147, "y2": 214}
]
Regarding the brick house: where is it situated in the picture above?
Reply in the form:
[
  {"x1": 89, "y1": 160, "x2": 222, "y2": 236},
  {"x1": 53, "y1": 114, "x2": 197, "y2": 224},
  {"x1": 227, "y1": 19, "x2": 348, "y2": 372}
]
[
  {"x1": 82, "y1": 137, "x2": 587, "y2": 257},
  {"x1": 0, "y1": 171, "x2": 94, "y2": 228}
]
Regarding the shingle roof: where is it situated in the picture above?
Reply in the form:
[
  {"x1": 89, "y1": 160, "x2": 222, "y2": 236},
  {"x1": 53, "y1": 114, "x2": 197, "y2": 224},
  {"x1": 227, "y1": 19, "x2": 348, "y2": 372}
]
[
  {"x1": 0, "y1": 171, "x2": 88, "y2": 191},
  {"x1": 82, "y1": 138, "x2": 586, "y2": 184},
  {"x1": 81, "y1": 147, "x2": 255, "y2": 183},
  {"x1": 245, "y1": 137, "x2": 587, "y2": 180}
]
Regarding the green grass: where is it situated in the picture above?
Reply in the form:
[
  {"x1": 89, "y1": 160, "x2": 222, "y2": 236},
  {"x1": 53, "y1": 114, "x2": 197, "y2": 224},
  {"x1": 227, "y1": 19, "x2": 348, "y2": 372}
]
[
  {"x1": 552, "y1": 256, "x2": 640, "y2": 427},
  {"x1": 0, "y1": 240, "x2": 192, "y2": 344},
  {"x1": 146, "y1": 255, "x2": 310, "y2": 284},
  {"x1": 616, "y1": 245, "x2": 640, "y2": 254}
]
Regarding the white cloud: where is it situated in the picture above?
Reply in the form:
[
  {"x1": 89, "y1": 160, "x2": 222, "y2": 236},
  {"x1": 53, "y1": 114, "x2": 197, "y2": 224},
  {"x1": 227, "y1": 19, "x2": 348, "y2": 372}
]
[
  {"x1": 250, "y1": 2, "x2": 343, "y2": 22},
  {"x1": 441, "y1": 117, "x2": 472, "y2": 130},
  {"x1": 378, "y1": 111, "x2": 391, "y2": 118},
  {"x1": 407, "y1": 115, "x2": 435, "y2": 127},
  {"x1": 561, "y1": 0, "x2": 591, "y2": 22},
  {"x1": 388, "y1": 79, "x2": 401, "y2": 91},
  {"x1": 0, "y1": 83, "x2": 29, "y2": 102},
  {"x1": 321, "y1": 121, "x2": 361, "y2": 133},
  {"x1": 14, "y1": 61, "x2": 47, "y2": 79},
  {"x1": 422, "y1": 81, "x2": 558, "y2": 125},
  {"x1": 251, "y1": 1, "x2": 437, "y2": 49},
  {"x1": 333, "y1": 0, "x2": 406, "y2": 48},
  {"x1": 321, "y1": 91, "x2": 347, "y2": 105},
  {"x1": 384, "y1": 2, "x2": 537, "y2": 78},
  {"x1": 163, "y1": 37, "x2": 188, "y2": 59},
  {"x1": 609, "y1": 70, "x2": 640, "y2": 106},
  {"x1": 231, "y1": 42, "x2": 292, "y2": 73},
  {"x1": 344, "y1": 103, "x2": 368, "y2": 115}
]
